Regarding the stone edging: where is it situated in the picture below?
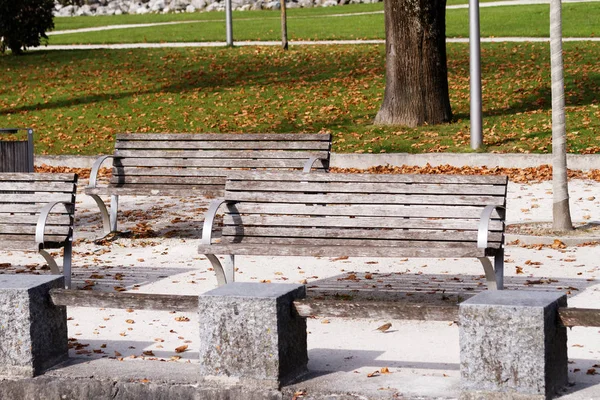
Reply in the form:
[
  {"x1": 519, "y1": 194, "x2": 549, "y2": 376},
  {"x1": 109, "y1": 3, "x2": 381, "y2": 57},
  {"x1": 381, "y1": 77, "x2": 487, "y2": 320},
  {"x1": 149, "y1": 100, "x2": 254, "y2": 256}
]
[{"x1": 35, "y1": 153, "x2": 600, "y2": 171}]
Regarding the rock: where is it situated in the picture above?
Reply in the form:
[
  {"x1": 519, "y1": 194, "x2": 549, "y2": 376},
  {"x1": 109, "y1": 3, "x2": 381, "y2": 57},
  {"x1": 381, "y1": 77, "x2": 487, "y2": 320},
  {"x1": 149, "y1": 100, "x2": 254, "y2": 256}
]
[
  {"x1": 250, "y1": 0, "x2": 263, "y2": 9},
  {"x1": 191, "y1": 0, "x2": 207, "y2": 9},
  {"x1": 53, "y1": 0, "x2": 378, "y2": 16}
]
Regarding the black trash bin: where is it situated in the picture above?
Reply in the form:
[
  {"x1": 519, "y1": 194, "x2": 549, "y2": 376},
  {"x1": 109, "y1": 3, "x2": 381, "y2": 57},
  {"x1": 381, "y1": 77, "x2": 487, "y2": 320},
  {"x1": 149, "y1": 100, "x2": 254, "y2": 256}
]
[{"x1": 0, "y1": 128, "x2": 34, "y2": 172}]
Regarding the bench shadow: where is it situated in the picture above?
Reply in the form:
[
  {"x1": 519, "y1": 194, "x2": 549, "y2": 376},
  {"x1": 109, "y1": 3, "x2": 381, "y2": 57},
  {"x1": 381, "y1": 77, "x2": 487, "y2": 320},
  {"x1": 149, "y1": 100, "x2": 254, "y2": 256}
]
[
  {"x1": 306, "y1": 272, "x2": 597, "y2": 304},
  {"x1": 66, "y1": 339, "x2": 199, "y2": 363}
]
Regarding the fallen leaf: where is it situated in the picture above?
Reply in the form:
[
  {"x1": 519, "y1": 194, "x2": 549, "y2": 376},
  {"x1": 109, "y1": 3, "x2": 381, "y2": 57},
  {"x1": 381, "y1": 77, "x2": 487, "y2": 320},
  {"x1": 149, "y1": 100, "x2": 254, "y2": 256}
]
[
  {"x1": 367, "y1": 370, "x2": 380, "y2": 378},
  {"x1": 175, "y1": 345, "x2": 188, "y2": 353}
]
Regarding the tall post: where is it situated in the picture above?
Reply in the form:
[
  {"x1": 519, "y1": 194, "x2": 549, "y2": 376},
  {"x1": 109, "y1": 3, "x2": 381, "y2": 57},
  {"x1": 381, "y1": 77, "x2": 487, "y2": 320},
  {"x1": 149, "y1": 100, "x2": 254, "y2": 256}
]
[
  {"x1": 225, "y1": 0, "x2": 233, "y2": 47},
  {"x1": 469, "y1": 0, "x2": 483, "y2": 150},
  {"x1": 550, "y1": 0, "x2": 573, "y2": 231},
  {"x1": 281, "y1": 0, "x2": 288, "y2": 50}
]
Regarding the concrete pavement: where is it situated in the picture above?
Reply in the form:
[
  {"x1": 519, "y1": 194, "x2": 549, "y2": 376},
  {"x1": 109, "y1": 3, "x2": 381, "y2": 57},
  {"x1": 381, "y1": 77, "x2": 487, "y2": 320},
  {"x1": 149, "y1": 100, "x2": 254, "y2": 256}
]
[{"x1": 1, "y1": 172, "x2": 599, "y2": 399}]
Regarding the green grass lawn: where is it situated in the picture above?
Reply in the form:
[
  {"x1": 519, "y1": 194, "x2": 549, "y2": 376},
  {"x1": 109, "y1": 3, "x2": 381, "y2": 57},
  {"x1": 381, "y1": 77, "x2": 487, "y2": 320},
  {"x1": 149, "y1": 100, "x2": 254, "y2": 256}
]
[
  {"x1": 47, "y1": 2, "x2": 600, "y2": 44},
  {"x1": 1, "y1": 42, "x2": 598, "y2": 156}
]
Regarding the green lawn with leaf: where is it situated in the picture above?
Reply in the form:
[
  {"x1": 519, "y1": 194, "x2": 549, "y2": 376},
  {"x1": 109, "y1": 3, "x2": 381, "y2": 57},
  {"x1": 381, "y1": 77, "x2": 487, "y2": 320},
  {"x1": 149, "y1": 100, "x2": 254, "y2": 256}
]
[
  {"x1": 1, "y1": 42, "x2": 598, "y2": 156},
  {"x1": 47, "y1": 2, "x2": 600, "y2": 44}
]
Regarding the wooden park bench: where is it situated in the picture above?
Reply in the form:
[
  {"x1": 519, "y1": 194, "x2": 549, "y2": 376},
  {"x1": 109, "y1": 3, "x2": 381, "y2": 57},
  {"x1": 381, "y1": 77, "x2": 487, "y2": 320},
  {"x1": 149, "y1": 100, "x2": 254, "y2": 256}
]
[
  {"x1": 85, "y1": 133, "x2": 331, "y2": 235},
  {"x1": 197, "y1": 171, "x2": 509, "y2": 289},
  {"x1": 0, "y1": 173, "x2": 78, "y2": 288}
]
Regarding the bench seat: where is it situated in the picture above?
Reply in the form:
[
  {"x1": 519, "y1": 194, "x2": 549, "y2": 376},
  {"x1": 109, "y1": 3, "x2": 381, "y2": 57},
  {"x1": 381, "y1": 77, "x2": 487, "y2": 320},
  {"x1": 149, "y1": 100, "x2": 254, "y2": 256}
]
[
  {"x1": 85, "y1": 133, "x2": 331, "y2": 235},
  {"x1": 0, "y1": 173, "x2": 78, "y2": 287},
  {"x1": 198, "y1": 171, "x2": 508, "y2": 289}
]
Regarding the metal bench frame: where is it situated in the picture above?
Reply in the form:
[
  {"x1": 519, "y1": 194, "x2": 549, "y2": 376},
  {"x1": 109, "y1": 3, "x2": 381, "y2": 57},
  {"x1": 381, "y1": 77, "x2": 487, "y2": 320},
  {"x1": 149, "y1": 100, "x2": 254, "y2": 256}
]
[
  {"x1": 86, "y1": 133, "x2": 331, "y2": 235},
  {"x1": 198, "y1": 171, "x2": 508, "y2": 290}
]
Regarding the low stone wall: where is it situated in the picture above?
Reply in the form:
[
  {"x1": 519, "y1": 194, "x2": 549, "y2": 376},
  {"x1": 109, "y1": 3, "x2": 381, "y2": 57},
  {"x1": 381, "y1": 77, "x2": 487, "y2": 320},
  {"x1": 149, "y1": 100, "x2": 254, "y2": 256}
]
[{"x1": 53, "y1": 0, "x2": 382, "y2": 17}]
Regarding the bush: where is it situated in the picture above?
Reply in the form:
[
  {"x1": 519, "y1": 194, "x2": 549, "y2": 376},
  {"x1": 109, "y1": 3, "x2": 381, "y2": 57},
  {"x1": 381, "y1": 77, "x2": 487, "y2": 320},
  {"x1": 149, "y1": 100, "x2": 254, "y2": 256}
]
[{"x1": 0, "y1": 0, "x2": 55, "y2": 54}]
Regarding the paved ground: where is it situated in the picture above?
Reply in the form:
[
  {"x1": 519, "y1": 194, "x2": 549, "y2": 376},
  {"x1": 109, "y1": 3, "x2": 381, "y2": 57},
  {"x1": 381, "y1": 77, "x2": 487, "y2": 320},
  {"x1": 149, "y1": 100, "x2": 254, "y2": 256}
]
[{"x1": 1, "y1": 175, "x2": 599, "y2": 398}]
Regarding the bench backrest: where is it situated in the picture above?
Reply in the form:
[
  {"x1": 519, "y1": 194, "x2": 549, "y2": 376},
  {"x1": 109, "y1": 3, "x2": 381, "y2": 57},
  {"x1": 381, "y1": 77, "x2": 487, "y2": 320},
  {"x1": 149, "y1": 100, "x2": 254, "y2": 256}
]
[
  {"x1": 219, "y1": 171, "x2": 508, "y2": 254},
  {"x1": 109, "y1": 133, "x2": 331, "y2": 194},
  {"x1": 0, "y1": 173, "x2": 78, "y2": 249}
]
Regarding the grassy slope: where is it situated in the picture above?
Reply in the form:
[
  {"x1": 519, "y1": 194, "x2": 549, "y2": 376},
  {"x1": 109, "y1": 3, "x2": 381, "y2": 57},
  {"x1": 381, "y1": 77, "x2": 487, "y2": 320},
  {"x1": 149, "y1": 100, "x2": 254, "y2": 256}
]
[
  {"x1": 1, "y1": 42, "x2": 598, "y2": 156},
  {"x1": 47, "y1": 3, "x2": 600, "y2": 44}
]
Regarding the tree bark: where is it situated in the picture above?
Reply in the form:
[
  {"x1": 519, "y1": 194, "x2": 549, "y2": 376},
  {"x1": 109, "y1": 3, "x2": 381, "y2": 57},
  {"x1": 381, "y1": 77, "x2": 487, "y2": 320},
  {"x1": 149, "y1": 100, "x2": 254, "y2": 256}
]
[
  {"x1": 550, "y1": 0, "x2": 573, "y2": 231},
  {"x1": 375, "y1": 0, "x2": 452, "y2": 127}
]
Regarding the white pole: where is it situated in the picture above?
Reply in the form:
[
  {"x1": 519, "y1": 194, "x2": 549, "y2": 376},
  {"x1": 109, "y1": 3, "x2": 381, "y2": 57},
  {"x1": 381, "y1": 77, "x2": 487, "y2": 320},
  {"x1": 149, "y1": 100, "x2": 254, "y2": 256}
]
[
  {"x1": 469, "y1": 0, "x2": 483, "y2": 150},
  {"x1": 226, "y1": 0, "x2": 233, "y2": 47}
]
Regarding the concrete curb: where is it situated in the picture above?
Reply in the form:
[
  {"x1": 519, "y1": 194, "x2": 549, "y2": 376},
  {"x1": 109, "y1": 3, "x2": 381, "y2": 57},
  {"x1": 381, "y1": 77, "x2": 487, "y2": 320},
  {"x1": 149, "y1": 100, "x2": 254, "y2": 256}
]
[{"x1": 35, "y1": 153, "x2": 600, "y2": 171}]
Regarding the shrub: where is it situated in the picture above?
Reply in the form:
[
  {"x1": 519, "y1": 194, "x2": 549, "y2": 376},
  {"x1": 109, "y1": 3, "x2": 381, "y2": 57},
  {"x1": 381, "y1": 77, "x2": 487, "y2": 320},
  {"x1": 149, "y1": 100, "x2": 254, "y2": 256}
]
[{"x1": 0, "y1": 0, "x2": 55, "y2": 55}]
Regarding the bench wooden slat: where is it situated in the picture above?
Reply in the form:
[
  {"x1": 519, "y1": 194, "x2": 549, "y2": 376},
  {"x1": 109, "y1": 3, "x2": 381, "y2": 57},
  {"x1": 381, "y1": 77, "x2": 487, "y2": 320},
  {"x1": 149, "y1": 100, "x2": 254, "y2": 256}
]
[
  {"x1": 228, "y1": 203, "x2": 504, "y2": 219},
  {"x1": 216, "y1": 236, "x2": 502, "y2": 249},
  {"x1": 0, "y1": 173, "x2": 77, "y2": 182},
  {"x1": 222, "y1": 215, "x2": 504, "y2": 231},
  {"x1": 117, "y1": 133, "x2": 331, "y2": 142},
  {"x1": 225, "y1": 192, "x2": 505, "y2": 206},
  {"x1": 197, "y1": 243, "x2": 489, "y2": 258},
  {"x1": 226, "y1": 181, "x2": 508, "y2": 196},
  {"x1": 112, "y1": 158, "x2": 328, "y2": 169},
  {"x1": 220, "y1": 226, "x2": 504, "y2": 243},
  {"x1": 116, "y1": 141, "x2": 331, "y2": 151},
  {"x1": 0, "y1": 238, "x2": 68, "y2": 250},
  {"x1": 227, "y1": 170, "x2": 508, "y2": 185},
  {"x1": 0, "y1": 225, "x2": 72, "y2": 236},
  {"x1": 0, "y1": 193, "x2": 76, "y2": 204},
  {"x1": 109, "y1": 167, "x2": 236, "y2": 178},
  {"x1": 0, "y1": 204, "x2": 54, "y2": 213},
  {"x1": 86, "y1": 186, "x2": 223, "y2": 197},
  {"x1": 109, "y1": 176, "x2": 226, "y2": 186},
  {"x1": 0, "y1": 181, "x2": 77, "y2": 192},
  {"x1": 0, "y1": 214, "x2": 72, "y2": 225},
  {"x1": 114, "y1": 150, "x2": 330, "y2": 159}
]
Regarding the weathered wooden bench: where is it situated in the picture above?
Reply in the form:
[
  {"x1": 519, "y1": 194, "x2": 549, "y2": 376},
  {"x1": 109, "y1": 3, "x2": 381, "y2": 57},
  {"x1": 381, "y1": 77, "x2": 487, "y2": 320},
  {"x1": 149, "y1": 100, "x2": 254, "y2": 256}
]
[
  {"x1": 0, "y1": 173, "x2": 78, "y2": 288},
  {"x1": 197, "y1": 171, "x2": 508, "y2": 289},
  {"x1": 85, "y1": 133, "x2": 331, "y2": 235}
]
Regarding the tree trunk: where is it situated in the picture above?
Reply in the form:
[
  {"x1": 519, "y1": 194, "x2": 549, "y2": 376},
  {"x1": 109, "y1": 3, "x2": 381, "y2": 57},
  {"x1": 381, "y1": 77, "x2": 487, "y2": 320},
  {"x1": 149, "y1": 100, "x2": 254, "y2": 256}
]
[
  {"x1": 375, "y1": 0, "x2": 452, "y2": 127},
  {"x1": 281, "y1": 0, "x2": 288, "y2": 50},
  {"x1": 550, "y1": 0, "x2": 573, "y2": 231}
]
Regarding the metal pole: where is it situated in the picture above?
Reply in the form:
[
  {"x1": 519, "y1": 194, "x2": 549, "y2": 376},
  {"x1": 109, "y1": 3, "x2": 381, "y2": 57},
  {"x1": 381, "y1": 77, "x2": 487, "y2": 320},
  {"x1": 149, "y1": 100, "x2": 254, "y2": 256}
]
[
  {"x1": 225, "y1": 0, "x2": 233, "y2": 47},
  {"x1": 469, "y1": 0, "x2": 483, "y2": 150},
  {"x1": 27, "y1": 128, "x2": 34, "y2": 172}
]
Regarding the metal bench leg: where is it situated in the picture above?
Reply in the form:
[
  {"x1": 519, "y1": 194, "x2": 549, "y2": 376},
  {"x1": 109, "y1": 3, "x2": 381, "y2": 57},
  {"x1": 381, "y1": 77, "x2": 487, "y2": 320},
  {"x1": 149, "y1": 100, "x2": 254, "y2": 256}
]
[
  {"x1": 110, "y1": 195, "x2": 119, "y2": 233},
  {"x1": 39, "y1": 249, "x2": 60, "y2": 275},
  {"x1": 478, "y1": 257, "x2": 502, "y2": 290},
  {"x1": 63, "y1": 241, "x2": 72, "y2": 289},
  {"x1": 205, "y1": 254, "x2": 235, "y2": 286},
  {"x1": 494, "y1": 248, "x2": 504, "y2": 290},
  {"x1": 88, "y1": 194, "x2": 112, "y2": 235}
]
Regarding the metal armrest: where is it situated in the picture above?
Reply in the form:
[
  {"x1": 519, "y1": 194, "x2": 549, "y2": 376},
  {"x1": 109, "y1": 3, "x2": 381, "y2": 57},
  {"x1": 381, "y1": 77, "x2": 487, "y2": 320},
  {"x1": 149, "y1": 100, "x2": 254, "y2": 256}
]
[
  {"x1": 88, "y1": 155, "x2": 119, "y2": 188},
  {"x1": 302, "y1": 156, "x2": 326, "y2": 173},
  {"x1": 35, "y1": 201, "x2": 75, "y2": 247},
  {"x1": 477, "y1": 205, "x2": 506, "y2": 249},
  {"x1": 201, "y1": 198, "x2": 228, "y2": 245}
]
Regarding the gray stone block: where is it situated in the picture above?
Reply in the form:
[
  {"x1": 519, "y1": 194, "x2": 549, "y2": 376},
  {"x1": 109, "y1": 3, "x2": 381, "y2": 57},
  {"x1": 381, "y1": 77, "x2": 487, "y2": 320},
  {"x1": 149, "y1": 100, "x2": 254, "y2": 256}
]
[
  {"x1": 0, "y1": 275, "x2": 68, "y2": 378},
  {"x1": 198, "y1": 282, "x2": 307, "y2": 389},
  {"x1": 459, "y1": 291, "x2": 568, "y2": 400}
]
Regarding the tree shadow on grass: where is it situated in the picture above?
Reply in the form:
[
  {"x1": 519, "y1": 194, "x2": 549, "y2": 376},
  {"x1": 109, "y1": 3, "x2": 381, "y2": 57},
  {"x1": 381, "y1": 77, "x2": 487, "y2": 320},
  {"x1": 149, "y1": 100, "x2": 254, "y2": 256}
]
[{"x1": 1, "y1": 47, "x2": 383, "y2": 116}]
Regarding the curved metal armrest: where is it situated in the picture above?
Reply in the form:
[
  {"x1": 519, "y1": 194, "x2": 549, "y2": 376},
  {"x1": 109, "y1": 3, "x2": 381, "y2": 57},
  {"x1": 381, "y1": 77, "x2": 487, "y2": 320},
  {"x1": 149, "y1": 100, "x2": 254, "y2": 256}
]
[
  {"x1": 302, "y1": 156, "x2": 325, "y2": 173},
  {"x1": 477, "y1": 205, "x2": 506, "y2": 249},
  {"x1": 201, "y1": 198, "x2": 228, "y2": 245},
  {"x1": 88, "y1": 155, "x2": 120, "y2": 188},
  {"x1": 36, "y1": 201, "x2": 75, "y2": 248}
]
